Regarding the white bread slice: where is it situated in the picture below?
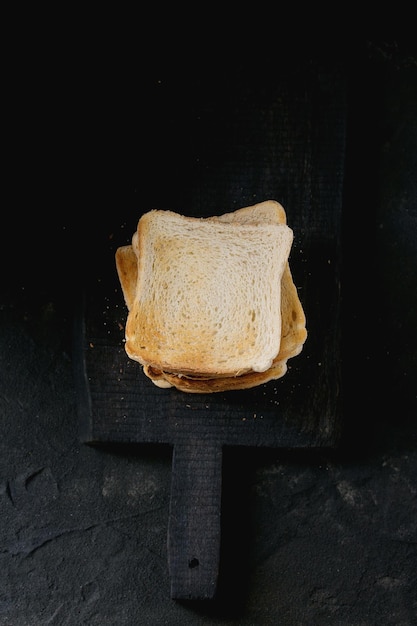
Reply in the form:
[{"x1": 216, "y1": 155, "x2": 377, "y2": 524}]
[
  {"x1": 115, "y1": 201, "x2": 307, "y2": 392},
  {"x1": 123, "y1": 209, "x2": 293, "y2": 378}
]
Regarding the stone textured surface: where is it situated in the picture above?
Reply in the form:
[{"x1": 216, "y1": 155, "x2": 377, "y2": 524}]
[{"x1": 1, "y1": 38, "x2": 416, "y2": 625}]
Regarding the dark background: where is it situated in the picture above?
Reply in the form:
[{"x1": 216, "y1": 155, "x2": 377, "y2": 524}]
[{"x1": 2, "y1": 30, "x2": 417, "y2": 625}]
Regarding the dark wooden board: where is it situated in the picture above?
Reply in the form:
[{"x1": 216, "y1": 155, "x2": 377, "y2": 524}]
[{"x1": 74, "y1": 64, "x2": 346, "y2": 600}]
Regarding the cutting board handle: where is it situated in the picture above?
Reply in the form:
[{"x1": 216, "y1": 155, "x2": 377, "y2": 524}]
[{"x1": 168, "y1": 441, "x2": 223, "y2": 600}]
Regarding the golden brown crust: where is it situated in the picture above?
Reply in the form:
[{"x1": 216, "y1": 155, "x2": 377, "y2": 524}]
[{"x1": 115, "y1": 244, "x2": 138, "y2": 311}]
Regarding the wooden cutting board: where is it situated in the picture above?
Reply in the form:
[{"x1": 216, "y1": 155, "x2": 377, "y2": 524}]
[{"x1": 74, "y1": 62, "x2": 346, "y2": 600}]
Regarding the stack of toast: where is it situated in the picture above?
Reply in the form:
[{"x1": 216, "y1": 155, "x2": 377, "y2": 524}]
[{"x1": 115, "y1": 200, "x2": 307, "y2": 393}]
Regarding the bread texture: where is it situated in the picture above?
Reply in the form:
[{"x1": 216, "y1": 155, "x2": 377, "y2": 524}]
[{"x1": 115, "y1": 201, "x2": 307, "y2": 392}]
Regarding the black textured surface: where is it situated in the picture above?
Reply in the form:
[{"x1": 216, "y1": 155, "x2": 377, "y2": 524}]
[{"x1": 2, "y1": 37, "x2": 417, "y2": 624}]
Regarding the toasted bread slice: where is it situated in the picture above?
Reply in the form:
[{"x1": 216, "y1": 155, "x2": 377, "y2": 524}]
[{"x1": 123, "y1": 209, "x2": 293, "y2": 377}]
